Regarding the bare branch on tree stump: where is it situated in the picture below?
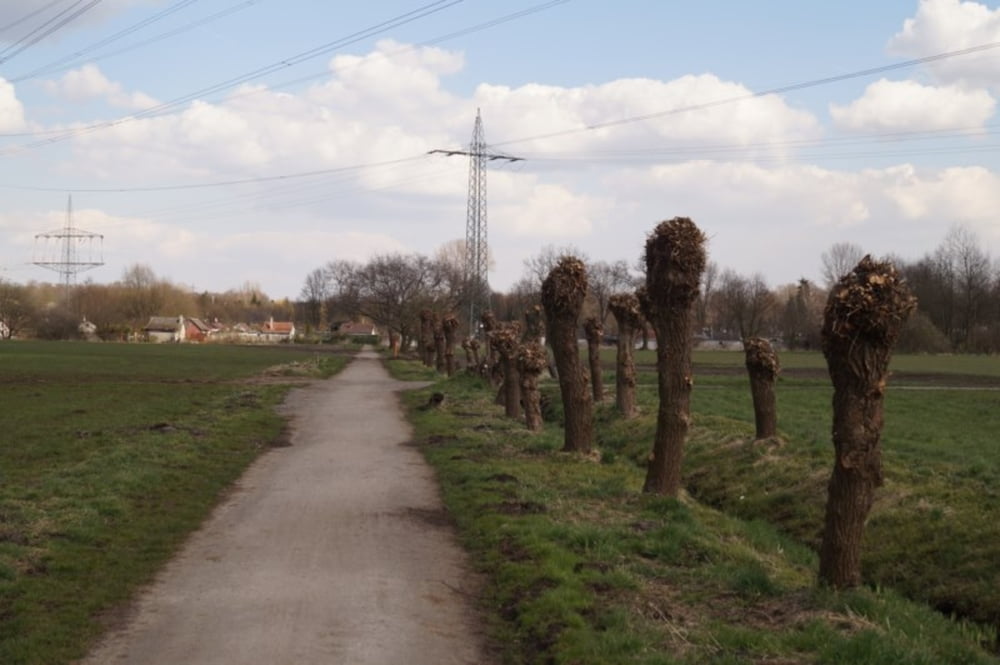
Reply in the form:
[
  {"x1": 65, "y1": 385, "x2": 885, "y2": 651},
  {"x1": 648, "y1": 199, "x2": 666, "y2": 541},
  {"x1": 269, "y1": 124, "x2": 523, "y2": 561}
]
[
  {"x1": 541, "y1": 256, "x2": 593, "y2": 454},
  {"x1": 744, "y1": 336, "x2": 780, "y2": 440},
  {"x1": 519, "y1": 340, "x2": 548, "y2": 431},
  {"x1": 818, "y1": 256, "x2": 916, "y2": 589},
  {"x1": 642, "y1": 217, "x2": 706, "y2": 496}
]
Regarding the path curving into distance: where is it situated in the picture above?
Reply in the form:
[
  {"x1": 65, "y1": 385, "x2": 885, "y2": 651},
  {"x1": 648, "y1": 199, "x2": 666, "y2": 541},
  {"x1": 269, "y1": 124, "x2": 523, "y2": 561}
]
[{"x1": 83, "y1": 349, "x2": 492, "y2": 665}]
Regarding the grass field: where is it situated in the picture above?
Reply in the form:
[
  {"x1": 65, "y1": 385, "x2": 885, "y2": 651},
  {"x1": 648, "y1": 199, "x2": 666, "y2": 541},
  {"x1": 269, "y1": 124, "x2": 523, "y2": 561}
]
[
  {"x1": 603, "y1": 348, "x2": 1000, "y2": 629},
  {"x1": 390, "y1": 351, "x2": 1000, "y2": 664},
  {"x1": 0, "y1": 341, "x2": 348, "y2": 665}
]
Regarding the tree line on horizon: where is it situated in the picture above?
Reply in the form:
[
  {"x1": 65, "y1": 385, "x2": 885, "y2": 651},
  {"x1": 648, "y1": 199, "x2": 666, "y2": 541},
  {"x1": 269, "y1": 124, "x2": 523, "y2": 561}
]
[{"x1": 298, "y1": 224, "x2": 999, "y2": 355}]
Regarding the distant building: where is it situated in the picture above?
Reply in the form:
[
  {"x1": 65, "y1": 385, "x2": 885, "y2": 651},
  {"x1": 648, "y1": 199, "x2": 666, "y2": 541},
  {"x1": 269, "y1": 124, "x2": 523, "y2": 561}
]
[
  {"x1": 336, "y1": 320, "x2": 378, "y2": 337},
  {"x1": 260, "y1": 317, "x2": 295, "y2": 343},
  {"x1": 144, "y1": 316, "x2": 185, "y2": 343}
]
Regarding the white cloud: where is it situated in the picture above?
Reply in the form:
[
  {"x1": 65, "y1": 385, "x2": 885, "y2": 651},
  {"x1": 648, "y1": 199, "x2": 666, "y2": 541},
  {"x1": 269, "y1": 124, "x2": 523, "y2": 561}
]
[
  {"x1": 830, "y1": 79, "x2": 996, "y2": 131},
  {"x1": 43, "y1": 64, "x2": 158, "y2": 110},
  {"x1": 493, "y1": 179, "x2": 608, "y2": 237},
  {"x1": 477, "y1": 74, "x2": 821, "y2": 157},
  {"x1": 0, "y1": 78, "x2": 26, "y2": 131},
  {"x1": 884, "y1": 164, "x2": 1000, "y2": 228},
  {"x1": 888, "y1": 0, "x2": 1000, "y2": 89}
]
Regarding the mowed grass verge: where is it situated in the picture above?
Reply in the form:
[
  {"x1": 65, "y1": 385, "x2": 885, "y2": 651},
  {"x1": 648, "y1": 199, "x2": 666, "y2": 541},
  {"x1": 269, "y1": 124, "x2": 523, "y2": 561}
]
[
  {"x1": 604, "y1": 349, "x2": 1000, "y2": 631},
  {"x1": 0, "y1": 341, "x2": 348, "y2": 665},
  {"x1": 388, "y1": 355, "x2": 999, "y2": 664}
]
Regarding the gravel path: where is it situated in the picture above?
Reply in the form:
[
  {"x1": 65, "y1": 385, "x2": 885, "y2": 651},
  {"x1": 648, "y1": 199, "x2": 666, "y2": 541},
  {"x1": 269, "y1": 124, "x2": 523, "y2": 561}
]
[{"x1": 82, "y1": 350, "x2": 491, "y2": 665}]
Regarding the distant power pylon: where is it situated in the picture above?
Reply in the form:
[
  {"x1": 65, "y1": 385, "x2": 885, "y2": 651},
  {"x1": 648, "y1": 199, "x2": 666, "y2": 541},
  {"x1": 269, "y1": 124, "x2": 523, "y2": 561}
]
[
  {"x1": 430, "y1": 109, "x2": 522, "y2": 333},
  {"x1": 33, "y1": 195, "x2": 104, "y2": 297}
]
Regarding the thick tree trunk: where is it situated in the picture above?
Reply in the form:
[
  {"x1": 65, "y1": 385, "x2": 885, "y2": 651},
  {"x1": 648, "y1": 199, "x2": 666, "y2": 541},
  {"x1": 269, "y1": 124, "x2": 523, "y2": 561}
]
[
  {"x1": 419, "y1": 310, "x2": 435, "y2": 367},
  {"x1": 491, "y1": 323, "x2": 522, "y2": 419},
  {"x1": 584, "y1": 317, "x2": 604, "y2": 402},
  {"x1": 480, "y1": 311, "x2": 499, "y2": 385},
  {"x1": 818, "y1": 256, "x2": 915, "y2": 589},
  {"x1": 541, "y1": 257, "x2": 593, "y2": 454},
  {"x1": 645, "y1": 316, "x2": 695, "y2": 494},
  {"x1": 519, "y1": 341, "x2": 547, "y2": 432},
  {"x1": 461, "y1": 338, "x2": 474, "y2": 368},
  {"x1": 609, "y1": 293, "x2": 642, "y2": 419},
  {"x1": 744, "y1": 336, "x2": 779, "y2": 439},
  {"x1": 642, "y1": 219, "x2": 706, "y2": 496},
  {"x1": 389, "y1": 330, "x2": 400, "y2": 358},
  {"x1": 433, "y1": 314, "x2": 446, "y2": 374},
  {"x1": 442, "y1": 314, "x2": 459, "y2": 377}
]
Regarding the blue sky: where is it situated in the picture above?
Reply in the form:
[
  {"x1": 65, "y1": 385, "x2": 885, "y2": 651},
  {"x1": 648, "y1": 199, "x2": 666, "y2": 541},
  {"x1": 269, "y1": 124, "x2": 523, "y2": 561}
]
[{"x1": 0, "y1": 0, "x2": 998, "y2": 300}]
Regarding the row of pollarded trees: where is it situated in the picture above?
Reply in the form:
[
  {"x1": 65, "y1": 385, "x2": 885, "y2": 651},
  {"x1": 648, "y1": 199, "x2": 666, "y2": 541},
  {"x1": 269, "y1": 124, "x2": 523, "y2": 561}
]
[{"x1": 479, "y1": 216, "x2": 916, "y2": 592}]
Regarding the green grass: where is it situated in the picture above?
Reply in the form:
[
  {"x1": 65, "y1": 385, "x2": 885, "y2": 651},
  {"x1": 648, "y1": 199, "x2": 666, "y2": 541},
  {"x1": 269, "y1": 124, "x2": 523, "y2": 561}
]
[
  {"x1": 0, "y1": 341, "x2": 349, "y2": 665},
  {"x1": 597, "y1": 348, "x2": 1000, "y2": 630},
  {"x1": 390, "y1": 356, "x2": 999, "y2": 664}
]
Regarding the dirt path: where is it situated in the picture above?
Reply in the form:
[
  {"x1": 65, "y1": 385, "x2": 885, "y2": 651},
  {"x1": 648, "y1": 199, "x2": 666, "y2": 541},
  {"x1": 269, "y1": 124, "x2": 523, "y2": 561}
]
[{"x1": 82, "y1": 350, "x2": 492, "y2": 665}]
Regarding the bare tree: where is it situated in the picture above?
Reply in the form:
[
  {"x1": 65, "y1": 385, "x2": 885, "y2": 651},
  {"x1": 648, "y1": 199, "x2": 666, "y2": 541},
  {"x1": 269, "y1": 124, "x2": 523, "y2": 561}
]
[
  {"x1": 715, "y1": 270, "x2": 775, "y2": 340},
  {"x1": 608, "y1": 292, "x2": 643, "y2": 418},
  {"x1": 299, "y1": 268, "x2": 329, "y2": 329},
  {"x1": 696, "y1": 260, "x2": 719, "y2": 337},
  {"x1": 820, "y1": 242, "x2": 865, "y2": 289},
  {"x1": 588, "y1": 259, "x2": 632, "y2": 325},
  {"x1": 643, "y1": 218, "x2": 706, "y2": 496},
  {"x1": 0, "y1": 280, "x2": 34, "y2": 338},
  {"x1": 818, "y1": 256, "x2": 915, "y2": 589},
  {"x1": 521, "y1": 244, "x2": 586, "y2": 296},
  {"x1": 541, "y1": 256, "x2": 593, "y2": 454}
]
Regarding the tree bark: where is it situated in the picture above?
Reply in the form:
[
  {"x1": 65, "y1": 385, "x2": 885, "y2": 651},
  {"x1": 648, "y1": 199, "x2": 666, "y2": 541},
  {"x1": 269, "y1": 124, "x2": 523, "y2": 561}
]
[
  {"x1": 433, "y1": 313, "x2": 446, "y2": 374},
  {"x1": 744, "y1": 336, "x2": 779, "y2": 439},
  {"x1": 583, "y1": 317, "x2": 604, "y2": 402},
  {"x1": 541, "y1": 257, "x2": 593, "y2": 454},
  {"x1": 490, "y1": 323, "x2": 522, "y2": 419},
  {"x1": 642, "y1": 219, "x2": 706, "y2": 496},
  {"x1": 818, "y1": 256, "x2": 915, "y2": 588},
  {"x1": 442, "y1": 314, "x2": 460, "y2": 377},
  {"x1": 519, "y1": 341, "x2": 547, "y2": 432},
  {"x1": 480, "y1": 311, "x2": 499, "y2": 384},
  {"x1": 609, "y1": 292, "x2": 643, "y2": 419},
  {"x1": 419, "y1": 309, "x2": 435, "y2": 367}
]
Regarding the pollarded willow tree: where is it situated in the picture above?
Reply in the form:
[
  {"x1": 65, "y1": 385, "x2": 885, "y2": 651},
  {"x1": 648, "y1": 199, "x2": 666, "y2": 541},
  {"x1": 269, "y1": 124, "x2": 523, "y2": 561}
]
[
  {"x1": 519, "y1": 341, "x2": 547, "y2": 432},
  {"x1": 744, "y1": 336, "x2": 779, "y2": 440},
  {"x1": 818, "y1": 256, "x2": 915, "y2": 589},
  {"x1": 490, "y1": 322, "x2": 523, "y2": 419},
  {"x1": 608, "y1": 292, "x2": 644, "y2": 419},
  {"x1": 419, "y1": 309, "x2": 435, "y2": 367},
  {"x1": 643, "y1": 218, "x2": 707, "y2": 496},
  {"x1": 583, "y1": 317, "x2": 604, "y2": 402},
  {"x1": 541, "y1": 256, "x2": 593, "y2": 454},
  {"x1": 442, "y1": 314, "x2": 460, "y2": 377}
]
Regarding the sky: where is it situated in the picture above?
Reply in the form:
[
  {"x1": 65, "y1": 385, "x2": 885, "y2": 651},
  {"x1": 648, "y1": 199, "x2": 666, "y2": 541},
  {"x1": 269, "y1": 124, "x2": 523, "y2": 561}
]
[{"x1": 0, "y1": 0, "x2": 998, "y2": 301}]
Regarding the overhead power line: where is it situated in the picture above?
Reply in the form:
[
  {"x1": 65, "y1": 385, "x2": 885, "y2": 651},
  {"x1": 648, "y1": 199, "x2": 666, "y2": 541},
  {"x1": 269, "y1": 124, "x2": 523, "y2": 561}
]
[
  {"x1": 10, "y1": 0, "x2": 202, "y2": 82},
  {"x1": 0, "y1": 0, "x2": 462, "y2": 152},
  {"x1": 9, "y1": 0, "x2": 265, "y2": 84},
  {"x1": 0, "y1": 0, "x2": 70, "y2": 37},
  {"x1": 0, "y1": 0, "x2": 102, "y2": 66},
  {"x1": 0, "y1": 0, "x2": 569, "y2": 139}
]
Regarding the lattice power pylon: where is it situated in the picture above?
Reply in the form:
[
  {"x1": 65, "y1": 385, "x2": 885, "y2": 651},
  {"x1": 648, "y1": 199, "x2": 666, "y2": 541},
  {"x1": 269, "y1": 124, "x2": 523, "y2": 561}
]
[
  {"x1": 33, "y1": 196, "x2": 104, "y2": 297},
  {"x1": 429, "y1": 109, "x2": 521, "y2": 333}
]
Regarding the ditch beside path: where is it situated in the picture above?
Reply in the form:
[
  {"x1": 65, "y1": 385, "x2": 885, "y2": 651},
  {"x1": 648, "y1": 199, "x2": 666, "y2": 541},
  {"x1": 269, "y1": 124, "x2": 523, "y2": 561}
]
[{"x1": 82, "y1": 349, "x2": 492, "y2": 665}]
